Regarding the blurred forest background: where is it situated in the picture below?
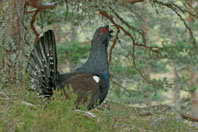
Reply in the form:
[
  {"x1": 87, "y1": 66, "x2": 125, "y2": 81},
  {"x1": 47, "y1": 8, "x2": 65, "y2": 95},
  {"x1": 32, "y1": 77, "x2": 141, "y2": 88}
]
[{"x1": 0, "y1": 0, "x2": 198, "y2": 131}]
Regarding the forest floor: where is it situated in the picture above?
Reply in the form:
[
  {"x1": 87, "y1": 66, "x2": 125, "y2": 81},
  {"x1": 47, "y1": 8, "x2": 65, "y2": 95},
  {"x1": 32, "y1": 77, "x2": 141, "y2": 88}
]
[{"x1": 0, "y1": 87, "x2": 198, "y2": 132}]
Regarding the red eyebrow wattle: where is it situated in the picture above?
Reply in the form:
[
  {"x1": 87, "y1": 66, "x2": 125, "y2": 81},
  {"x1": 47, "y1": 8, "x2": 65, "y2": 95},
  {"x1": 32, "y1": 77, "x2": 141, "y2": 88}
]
[{"x1": 101, "y1": 27, "x2": 107, "y2": 35}]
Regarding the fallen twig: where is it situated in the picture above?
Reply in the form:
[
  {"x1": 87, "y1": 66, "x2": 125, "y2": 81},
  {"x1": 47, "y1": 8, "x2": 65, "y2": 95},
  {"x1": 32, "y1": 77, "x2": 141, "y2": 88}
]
[
  {"x1": 75, "y1": 109, "x2": 99, "y2": 122},
  {"x1": 75, "y1": 109, "x2": 96, "y2": 118},
  {"x1": 105, "y1": 100, "x2": 198, "y2": 123},
  {"x1": 0, "y1": 91, "x2": 9, "y2": 98},
  {"x1": 21, "y1": 101, "x2": 36, "y2": 107},
  {"x1": 178, "y1": 110, "x2": 198, "y2": 122}
]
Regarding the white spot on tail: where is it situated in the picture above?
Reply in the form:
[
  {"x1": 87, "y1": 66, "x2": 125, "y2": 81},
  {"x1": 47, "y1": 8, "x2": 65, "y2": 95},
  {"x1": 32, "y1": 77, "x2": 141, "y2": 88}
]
[{"x1": 93, "y1": 76, "x2": 100, "y2": 83}]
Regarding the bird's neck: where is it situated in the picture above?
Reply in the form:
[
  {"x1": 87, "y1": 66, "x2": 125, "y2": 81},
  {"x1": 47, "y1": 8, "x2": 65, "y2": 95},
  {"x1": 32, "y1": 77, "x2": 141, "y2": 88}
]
[{"x1": 76, "y1": 42, "x2": 109, "y2": 75}]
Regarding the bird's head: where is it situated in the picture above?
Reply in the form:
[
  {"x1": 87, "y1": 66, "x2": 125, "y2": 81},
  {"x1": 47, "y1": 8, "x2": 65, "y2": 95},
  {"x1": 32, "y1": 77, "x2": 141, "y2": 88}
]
[{"x1": 92, "y1": 25, "x2": 113, "y2": 47}]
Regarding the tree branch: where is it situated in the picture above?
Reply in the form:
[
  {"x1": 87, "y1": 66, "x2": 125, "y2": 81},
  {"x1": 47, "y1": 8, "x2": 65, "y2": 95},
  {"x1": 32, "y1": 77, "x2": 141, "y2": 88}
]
[
  {"x1": 110, "y1": 74, "x2": 135, "y2": 95},
  {"x1": 25, "y1": 0, "x2": 64, "y2": 43},
  {"x1": 108, "y1": 29, "x2": 120, "y2": 65},
  {"x1": 178, "y1": 110, "x2": 198, "y2": 122},
  {"x1": 122, "y1": 0, "x2": 144, "y2": 4},
  {"x1": 30, "y1": 10, "x2": 40, "y2": 43},
  {"x1": 26, "y1": 0, "x2": 56, "y2": 10},
  {"x1": 152, "y1": 0, "x2": 196, "y2": 46},
  {"x1": 99, "y1": 10, "x2": 157, "y2": 84},
  {"x1": 110, "y1": 7, "x2": 143, "y2": 34}
]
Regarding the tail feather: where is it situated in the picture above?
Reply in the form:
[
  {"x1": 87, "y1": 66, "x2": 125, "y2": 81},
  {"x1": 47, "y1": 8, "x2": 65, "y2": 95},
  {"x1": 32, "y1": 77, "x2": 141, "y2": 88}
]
[{"x1": 27, "y1": 30, "x2": 58, "y2": 98}]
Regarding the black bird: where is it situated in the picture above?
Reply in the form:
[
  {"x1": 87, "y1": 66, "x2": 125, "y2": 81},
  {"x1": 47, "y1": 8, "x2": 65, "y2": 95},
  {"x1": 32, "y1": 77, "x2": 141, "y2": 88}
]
[{"x1": 27, "y1": 25, "x2": 113, "y2": 110}]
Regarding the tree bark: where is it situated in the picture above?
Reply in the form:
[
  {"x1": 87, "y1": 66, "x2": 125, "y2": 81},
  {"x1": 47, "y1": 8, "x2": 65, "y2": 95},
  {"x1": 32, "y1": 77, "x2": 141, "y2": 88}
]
[{"x1": 1, "y1": 0, "x2": 26, "y2": 88}]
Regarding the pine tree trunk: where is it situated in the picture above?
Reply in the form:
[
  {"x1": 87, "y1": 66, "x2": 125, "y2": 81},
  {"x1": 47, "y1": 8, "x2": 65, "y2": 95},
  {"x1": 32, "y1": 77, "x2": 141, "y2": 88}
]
[
  {"x1": 188, "y1": 0, "x2": 198, "y2": 115},
  {"x1": 170, "y1": 11, "x2": 180, "y2": 110},
  {"x1": 142, "y1": 1, "x2": 151, "y2": 106},
  {"x1": 0, "y1": 0, "x2": 26, "y2": 88},
  {"x1": 71, "y1": 26, "x2": 78, "y2": 42},
  {"x1": 173, "y1": 63, "x2": 180, "y2": 110},
  {"x1": 189, "y1": 66, "x2": 198, "y2": 115}
]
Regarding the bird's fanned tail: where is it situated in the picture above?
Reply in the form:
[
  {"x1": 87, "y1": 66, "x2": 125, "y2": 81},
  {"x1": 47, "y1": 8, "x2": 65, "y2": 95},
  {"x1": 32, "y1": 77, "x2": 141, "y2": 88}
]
[{"x1": 27, "y1": 30, "x2": 58, "y2": 98}]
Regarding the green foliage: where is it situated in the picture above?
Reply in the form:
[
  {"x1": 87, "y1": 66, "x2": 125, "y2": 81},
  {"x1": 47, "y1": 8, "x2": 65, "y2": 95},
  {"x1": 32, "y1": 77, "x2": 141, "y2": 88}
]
[
  {"x1": 57, "y1": 41, "x2": 90, "y2": 64},
  {"x1": 0, "y1": 88, "x2": 102, "y2": 132},
  {"x1": 110, "y1": 62, "x2": 137, "y2": 75},
  {"x1": 0, "y1": 88, "x2": 195, "y2": 132}
]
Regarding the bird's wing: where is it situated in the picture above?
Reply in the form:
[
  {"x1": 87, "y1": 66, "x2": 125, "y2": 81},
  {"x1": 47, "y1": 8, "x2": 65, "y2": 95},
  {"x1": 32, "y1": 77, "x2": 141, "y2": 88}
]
[
  {"x1": 27, "y1": 30, "x2": 58, "y2": 98},
  {"x1": 62, "y1": 73, "x2": 105, "y2": 109}
]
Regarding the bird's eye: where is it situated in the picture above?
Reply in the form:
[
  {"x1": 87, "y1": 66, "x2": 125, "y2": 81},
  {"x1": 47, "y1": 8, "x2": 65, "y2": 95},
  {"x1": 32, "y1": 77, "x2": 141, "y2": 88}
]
[{"x1": 100, "y1": 27, "x2": 107, "y2": 35}]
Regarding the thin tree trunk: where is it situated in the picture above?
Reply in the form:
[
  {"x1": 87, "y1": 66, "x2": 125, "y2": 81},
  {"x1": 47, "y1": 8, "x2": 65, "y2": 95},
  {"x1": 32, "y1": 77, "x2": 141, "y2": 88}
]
[
  {"x1": 70, "y1": 25, "x2": 78, "y2": 42},
  {"x1": 188, "y1": 0, "x2": 198, "y2": 115},
  {"x1": 173, "y1": 62, "x2": 180, "y2": 110},
  {"x1": 189, "y1": 66, "x2": 198, "y2": 115},
  {"x1": 170, "y1": 9, "x2": 180, "y2": 110},
  {"x1": 142, "y1": 1, "x2": 151, "y2": 106}
]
